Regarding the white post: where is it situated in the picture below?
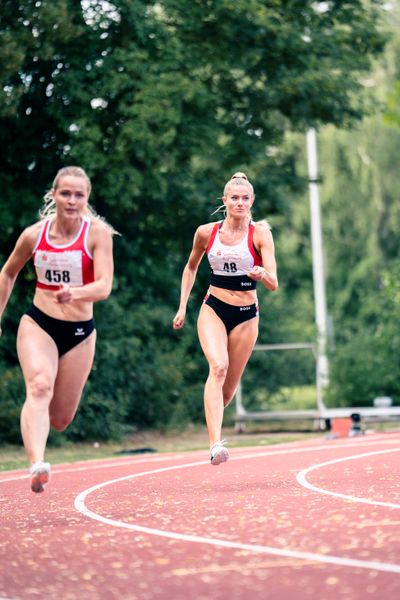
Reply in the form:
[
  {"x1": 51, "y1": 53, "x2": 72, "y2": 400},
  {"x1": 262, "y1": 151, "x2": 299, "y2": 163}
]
[
  {"x1": 306, "y1": 128, "x2": 329, "y2": 409},
  {"x1": 235, "y1": 380, "x2": 245, "y2": 415}
]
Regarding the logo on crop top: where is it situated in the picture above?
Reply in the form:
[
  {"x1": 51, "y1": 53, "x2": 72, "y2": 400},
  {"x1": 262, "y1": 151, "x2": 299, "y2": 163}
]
[
  {"x1": 74, "y1": 328, "x2": 85, "y2": 336},
  {"x1": 241, "y1": 281, "x2": 252, "y2": 287}
]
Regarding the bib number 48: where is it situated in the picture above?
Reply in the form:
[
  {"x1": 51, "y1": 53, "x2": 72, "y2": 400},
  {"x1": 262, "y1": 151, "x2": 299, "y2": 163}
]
[{"x1": 223, "y1": 262, "x2": 237, "y2": 273}]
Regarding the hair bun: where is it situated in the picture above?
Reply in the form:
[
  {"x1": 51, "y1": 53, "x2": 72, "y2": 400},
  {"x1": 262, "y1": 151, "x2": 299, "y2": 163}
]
[{"x1": 231, "y1": 172, "x2": 248, "y2": 180}]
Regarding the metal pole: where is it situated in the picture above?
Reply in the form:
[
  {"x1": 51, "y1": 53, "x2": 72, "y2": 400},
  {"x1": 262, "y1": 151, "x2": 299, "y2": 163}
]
[
  {"x1": 306, "y1": 128, "x2": 329, "y2": 406},
  {"x1": 235, "y1": 380, "x2": 245, "y2": 415}
]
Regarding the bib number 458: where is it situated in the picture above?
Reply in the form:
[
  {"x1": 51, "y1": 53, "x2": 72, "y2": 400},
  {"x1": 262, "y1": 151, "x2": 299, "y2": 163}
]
[{"x1": 45, "y1": 269, "x2": 71, "y2": 284}]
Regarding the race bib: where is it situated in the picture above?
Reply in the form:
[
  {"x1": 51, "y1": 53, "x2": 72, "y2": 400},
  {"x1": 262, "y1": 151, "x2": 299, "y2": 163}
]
[
  {"x1": 34, "y1": 250, "x2": 83, "y2": 286},
  {"x1": 209, "y1": 249, "x2": 253, "y2": 276}
]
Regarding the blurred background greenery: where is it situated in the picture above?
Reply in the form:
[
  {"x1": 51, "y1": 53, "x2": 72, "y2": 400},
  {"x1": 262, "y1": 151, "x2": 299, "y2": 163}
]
[{"x1": 0, "y1": 1, "x2": 399, "y2": 446}]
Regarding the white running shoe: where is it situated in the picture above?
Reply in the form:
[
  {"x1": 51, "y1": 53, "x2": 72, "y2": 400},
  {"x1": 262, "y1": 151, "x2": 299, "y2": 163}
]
[
  {"x1": 210, "y1": 440, "x2": 229, "y2": 465},
  {"x1": 30, "y1": 461, "x2": 51, "y2": 493}
]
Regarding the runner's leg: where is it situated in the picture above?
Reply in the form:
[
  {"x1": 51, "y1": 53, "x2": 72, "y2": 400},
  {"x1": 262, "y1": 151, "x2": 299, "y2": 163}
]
[
  {"x1": 49, "y1": 331, "x2": 96, "y2": 431},
  {"x1": 197, "y1": 303, "x2": 229, "y2": 447},
  {"x1": 17, "y1": 316, "x2": 58, "y2": 465},
  {"x1": 223, "y1": 316, "x2": 259, "y2": 406}
]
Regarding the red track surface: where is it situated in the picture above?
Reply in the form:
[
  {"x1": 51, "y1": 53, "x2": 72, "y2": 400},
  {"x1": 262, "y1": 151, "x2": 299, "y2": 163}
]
[{"x1": 1, "y1": 433, "x2": 399, "y2": 600}]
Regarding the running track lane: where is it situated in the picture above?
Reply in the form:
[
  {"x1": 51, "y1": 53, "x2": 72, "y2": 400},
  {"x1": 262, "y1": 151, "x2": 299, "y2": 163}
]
[{"x1": 0, "y1": 433, "x2": 399, "y2": 600}]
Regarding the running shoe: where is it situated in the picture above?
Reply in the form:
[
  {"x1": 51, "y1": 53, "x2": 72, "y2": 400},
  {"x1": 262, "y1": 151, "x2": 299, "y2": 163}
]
[
  {"x1": 30, "y1": 461, "x2": 51, "y2": 493},
  {"x1": 210, "y1": 440, "x2": 229, "y2": 465}
]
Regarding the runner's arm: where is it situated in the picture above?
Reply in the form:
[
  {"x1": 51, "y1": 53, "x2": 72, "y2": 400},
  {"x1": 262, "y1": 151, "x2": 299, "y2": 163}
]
[
  {"x1": 55, "y1": 225, "x2": 114, "y2": 304},
  {"x1": 173, "y1": 225, "x2": 210, "y2": 330},
  {"x1": 248, "y1": 221, "x2": 278, "y2": 291},
  {"x1": 0, "y1": 227, "x2": 38, "y2": 333}
]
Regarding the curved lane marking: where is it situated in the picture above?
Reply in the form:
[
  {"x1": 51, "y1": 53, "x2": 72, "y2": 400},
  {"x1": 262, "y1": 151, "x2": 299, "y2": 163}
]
[
  {"x1": 2, "y1": 436, "x2": 399, "y2": 485},
  {"x1": 296, "y1": 447, "x2": 400, "y2": 509},
  {"x1": 74, "y1": 448, "x2": 400, "y2": 575}
]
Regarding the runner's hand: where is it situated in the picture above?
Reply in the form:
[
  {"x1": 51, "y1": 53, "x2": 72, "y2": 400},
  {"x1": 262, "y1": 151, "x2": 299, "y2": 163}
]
[
  {"x1": 173, "y1": 308, "x2": 186, "y2": 330},
  {"x1": 55, "y1": 283, "x2": 73, "y2": 304},
  {"x1": 247, "y1": 266, "x2": 265, "y2": 281}
]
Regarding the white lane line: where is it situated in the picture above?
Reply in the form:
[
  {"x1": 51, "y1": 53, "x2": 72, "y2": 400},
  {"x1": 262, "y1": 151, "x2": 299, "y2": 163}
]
[
  {"x1": 0, "y1": 453, "x2": 191, "y2": 484},
  {"x1": 74, "y1": 451, "x2": 400, "y2": 575},
  {"x1": 296, "y1": 448, "x2": 400, "y2": 509},
  {"x1": 0, "y1": 438, "x2": 400, "y2": 484},
  {"x1": 2, "y1": 436, "x2": 400, "y2": 485}
]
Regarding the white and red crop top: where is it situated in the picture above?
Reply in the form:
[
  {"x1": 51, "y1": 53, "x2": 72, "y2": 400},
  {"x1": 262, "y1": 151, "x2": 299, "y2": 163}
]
[
  {"x1": 32, "y1": 216, "x2": 94, "y2": 290},
  {"x1": 206, "y1": 220, "x2": 262, "y2": 291}
]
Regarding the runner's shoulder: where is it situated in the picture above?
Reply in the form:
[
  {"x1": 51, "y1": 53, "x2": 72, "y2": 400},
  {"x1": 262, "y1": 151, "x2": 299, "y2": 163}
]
[
  {"x1": 195, "y1": 222, "x2": 219, "y2": 247},
  {"x1": 18, "y1": 221, "x2": 43, "y2": 248},
  {"x1": 88, "y1": 217, "x2": 114, "y2": 246},
  {"x1": 254, "y1": 219, "x2": 271, "y2": 232}
]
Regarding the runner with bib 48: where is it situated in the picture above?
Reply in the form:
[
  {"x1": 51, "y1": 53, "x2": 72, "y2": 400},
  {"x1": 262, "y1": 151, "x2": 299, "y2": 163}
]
[{"x1": 173, "y1": 172, "x2": 278, "y2": 465}]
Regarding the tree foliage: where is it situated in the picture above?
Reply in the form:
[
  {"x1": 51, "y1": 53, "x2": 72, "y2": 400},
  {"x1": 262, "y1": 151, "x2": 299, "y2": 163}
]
[
  {"x1": 316, "y1": 117, "x2": 400, "y2": 405},
  {"x1": 0, "y1": 0, "x2": 389, "y2": 443}
]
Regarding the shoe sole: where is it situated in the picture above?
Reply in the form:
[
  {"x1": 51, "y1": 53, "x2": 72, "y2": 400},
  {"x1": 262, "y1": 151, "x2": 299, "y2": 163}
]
[
  {"x1": 211, "y1": 448, "x2": 229, "y2": 466},
  {"x1": 30, "y1": 469, "x2": 50, "y2": 493}
]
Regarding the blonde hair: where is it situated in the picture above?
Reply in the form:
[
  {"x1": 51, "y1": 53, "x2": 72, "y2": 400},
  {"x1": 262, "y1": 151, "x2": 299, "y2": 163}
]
[
  {"x1": 211, "y1": 171, "x2": 254, "y2": 219},
  {"x1": 211, "y1": 172, "x2": 271, "y2": 229},
  {"x1": 223, "y1": 171, "x2": 254, "y2": 196},
  {"x1": 40, "y1": 166, "x2": 119, "y2": 235}
]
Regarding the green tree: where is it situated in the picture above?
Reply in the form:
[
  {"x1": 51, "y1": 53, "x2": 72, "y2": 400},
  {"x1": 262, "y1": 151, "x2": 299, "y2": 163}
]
[
  {"x1": 0, "y1": 0, "x2": 389, "y2": 441},
  {"x1": 326, "y1": 261, "x2": 400, "y2": 406},
  {"x1": 306, "y1": 3, "x2": 400, "y2": 405}
]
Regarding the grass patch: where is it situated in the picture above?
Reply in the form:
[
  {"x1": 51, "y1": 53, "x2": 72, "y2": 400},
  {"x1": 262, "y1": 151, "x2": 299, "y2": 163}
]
[
  {"x1": 258, "y1": 385, "x2": 318, "y2": 411},
  {"x1": 2, "y1": 420, "x2": 398, "y2": 472},
  {"x1": 0, "y1": 426, "x2": 319, "y2": 471}
]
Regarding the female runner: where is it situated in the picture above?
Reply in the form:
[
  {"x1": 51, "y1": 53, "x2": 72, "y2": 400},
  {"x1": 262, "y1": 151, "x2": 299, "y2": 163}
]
[
  {"x1": 0, "y1": 166, "x2": 116, "y2": 492},
  {"x1": 173, "y1": 172, "x2": 278, "y2": 464}
]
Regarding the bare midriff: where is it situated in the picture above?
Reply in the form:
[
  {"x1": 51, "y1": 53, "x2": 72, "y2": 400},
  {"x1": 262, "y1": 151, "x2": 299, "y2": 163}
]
[
  {"x1": 208, "y1": 285, "x2": 257, "y2": 307},
  {"x1": 32, "y1": 288, "x2": 93, "y2": 321}
]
